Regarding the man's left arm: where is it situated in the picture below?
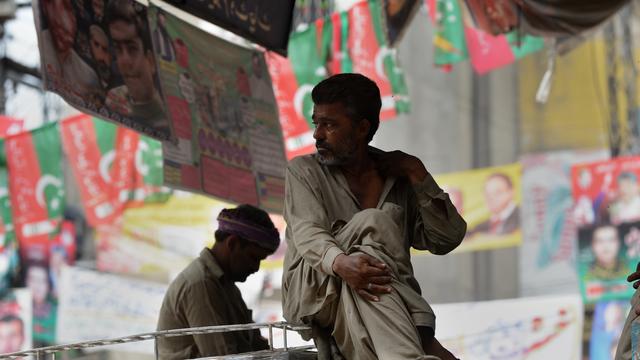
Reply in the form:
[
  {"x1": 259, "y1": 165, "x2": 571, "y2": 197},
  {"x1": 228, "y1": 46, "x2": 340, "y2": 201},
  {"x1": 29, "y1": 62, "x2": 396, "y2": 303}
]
[{"x1": 376, "y1": 150, "x2": 466, "y2": 254}]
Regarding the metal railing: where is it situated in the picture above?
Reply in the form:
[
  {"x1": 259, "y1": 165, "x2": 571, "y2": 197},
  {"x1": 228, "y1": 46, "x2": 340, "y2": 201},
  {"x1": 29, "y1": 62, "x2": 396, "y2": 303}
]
[{"x1": 0, "y1": 322, "x2": 313, "y2": 360}]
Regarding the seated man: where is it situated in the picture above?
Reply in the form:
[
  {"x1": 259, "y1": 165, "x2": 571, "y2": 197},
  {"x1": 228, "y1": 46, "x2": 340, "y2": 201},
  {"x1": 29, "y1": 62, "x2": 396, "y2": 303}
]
[
  {"x1": 282, "y1": 73, "x2": 467, "y2": 360},
  {"x1": 156, "y1": 204, "x2": 280, "y2": 359}
]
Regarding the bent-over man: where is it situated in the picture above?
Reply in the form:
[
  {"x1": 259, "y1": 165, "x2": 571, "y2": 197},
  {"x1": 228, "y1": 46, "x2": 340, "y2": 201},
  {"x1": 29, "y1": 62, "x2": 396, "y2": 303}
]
[
  {"x1": 157, "y1": 204, "x2": 280, "y2": 359},
  {"x1": 283, "y1": 73, "x2": 467, "y2": 360}
]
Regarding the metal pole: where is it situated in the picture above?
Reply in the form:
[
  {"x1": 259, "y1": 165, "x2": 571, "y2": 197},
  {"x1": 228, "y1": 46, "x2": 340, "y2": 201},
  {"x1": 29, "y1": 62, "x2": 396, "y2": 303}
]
[{"x1": 471, "y1": 72, "x2": 492, "y2": 301}]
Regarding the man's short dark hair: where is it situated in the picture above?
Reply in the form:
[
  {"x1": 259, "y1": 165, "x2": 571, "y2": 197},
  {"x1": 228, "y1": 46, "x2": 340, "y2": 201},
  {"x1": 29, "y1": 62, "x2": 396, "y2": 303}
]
[
  {"x1": 214, "y1": 204, "x2": 276, "y2": 243},
  {"x1": 311, "y1": 73, "x2": 381, "y2": 142},
  {"x1": 105, "y1": 0, "x2": 152, "y2": 52}
]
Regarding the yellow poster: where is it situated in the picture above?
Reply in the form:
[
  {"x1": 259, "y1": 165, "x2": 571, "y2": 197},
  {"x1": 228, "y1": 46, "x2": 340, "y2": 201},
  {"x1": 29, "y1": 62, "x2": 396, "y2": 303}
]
[
  {"x1": 97, "y1": 192, "x2": 287, "y2": 280},
  {"x1": 430, "y1": 163, "x2": 522, "y2": 253}
]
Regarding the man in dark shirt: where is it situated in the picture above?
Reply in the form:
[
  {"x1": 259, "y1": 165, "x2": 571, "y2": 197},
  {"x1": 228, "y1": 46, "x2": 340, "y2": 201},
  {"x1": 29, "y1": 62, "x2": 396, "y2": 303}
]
[{"x1": 156, "y1": 204, "x2": 280, "y2": 359}]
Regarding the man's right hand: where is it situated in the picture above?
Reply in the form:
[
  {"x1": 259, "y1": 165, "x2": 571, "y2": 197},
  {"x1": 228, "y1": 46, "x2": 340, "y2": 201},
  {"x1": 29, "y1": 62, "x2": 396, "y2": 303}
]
[{"x1": 332, "y1": 253, "x2": 393, "y2": 301}]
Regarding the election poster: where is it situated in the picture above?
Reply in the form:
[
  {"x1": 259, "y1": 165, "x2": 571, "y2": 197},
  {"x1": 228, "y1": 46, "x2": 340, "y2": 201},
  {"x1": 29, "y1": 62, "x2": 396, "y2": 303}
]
[
  {"x1": 589, "y1": 300, "x2": 629, "y2": 360},
  {"x1": 57, "y1": 266, "x2": 166, "y2": 354},
  {"x1": 0, "y1": 289, "x2": 32, "y2": 354},
  {"x1": 429, "y1": 163, "x2": 522, "y2": 253},
  {"x1": 33, "y1": 0, "x2": 173, "y2": 141},
  {"x1": 432, "y1": 295, "x2": 583, "y2": 360},
  {"x1": 149, "y1": 5, "x2": 287, "y2": 213},
  {"x1": 577, "y1": 221, "x2": 640, "y2": 303},
  {"x1": 572, "y1": 156, "x2": 640, "y2": 226},
  {"x1": 519, "y1": 150, "x2": 608, "y2": 297},
  {"x1": 0, "y1": 140, "x2": 20, "y2": 293}
]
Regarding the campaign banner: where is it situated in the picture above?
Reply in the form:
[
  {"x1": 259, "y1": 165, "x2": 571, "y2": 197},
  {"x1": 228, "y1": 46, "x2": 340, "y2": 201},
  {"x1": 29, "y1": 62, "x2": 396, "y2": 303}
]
[
  {"x1": 577, "y1": 221, "x2": 639, "y2": 303},
  {"x1": 520, "y1": 150, "x2": 609, "y2": 297},
  {"x1": 22, "y1": 220, "x2": 76, "y2": 346},
  {"x1": 61, "y1": 115, "x2": 119, "y2": 226},
  {"x1": 62, "y1": 115, "x2": 170, "y2": 227},
  {"x1": 33, "y1": 0, "x2": 173, "y2": 141},
  {"x1": 589, "y1": 300, "x2": 629, "y2": 360},
  {"x1": 149, "y1": 5, "x2": 286, "y2": 213},
  {"x1": 160, "y1": 0, "x2": 295, "y2": 55},
  {"x1": 57, "y1": 266, "x2": 166, "y2": 354},
  {"x1": 0, "y1": 289, "x2": 32, "y2": 354},
  {"x1": 6, "y1": 123, "x2": 64, "y2": 261},
  {"x1": 429, "y1": 163, "x2": 522, "y2": 253},
  {"x1": 427, "y1": 0, "x2": 543, "y2": 73},
  {"x1": 572, "y1": 156, "x2": 640, "y2": 226},
  {"x1": 432, "y1": 295, "x2": 583, "y2": 360},
  {"x1": 0, "y1": 140, "x2": 20, "y2": 292}
]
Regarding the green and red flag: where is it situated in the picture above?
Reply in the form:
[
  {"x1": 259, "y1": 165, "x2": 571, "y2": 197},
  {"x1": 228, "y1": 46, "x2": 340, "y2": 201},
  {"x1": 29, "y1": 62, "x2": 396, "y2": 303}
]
[
  {"x1": 464, "y1": 26, "x2": 544, "y2": 74},
  {"x1": 426, "y1": 0, "x2": 544, "y2": 74},
  {"x1": 131, "y1": 136, "x2": 171, "y2": 205},
  {"x1": 6, "y1": 123, "x2": 64, "y2": 260},
  {"x1": 0, "y1": 139, "x2": 19, "y2": 291},
  {"x1": 266, "y1": 18, "x2": 329, "y2": 159},
  {"x1": 350, "y1": 0, "x2": 410, "y2": 115},
  {"x1": 61, "y1": 115, "x2": 120, "y2": 227},
  {"x1": 427, "y1": 0, "x2": 468, "y2": 69}
]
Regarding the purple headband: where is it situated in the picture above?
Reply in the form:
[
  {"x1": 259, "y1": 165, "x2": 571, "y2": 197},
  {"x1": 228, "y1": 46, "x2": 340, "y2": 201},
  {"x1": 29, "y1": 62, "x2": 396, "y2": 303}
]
[{"x1": 217, "y1": 209, "x2": 280, "y2": 252}]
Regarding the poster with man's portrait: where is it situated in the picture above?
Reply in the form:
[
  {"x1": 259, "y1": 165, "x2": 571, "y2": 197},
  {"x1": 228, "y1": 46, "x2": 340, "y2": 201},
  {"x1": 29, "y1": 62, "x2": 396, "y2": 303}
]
[
  {"x1": 577, "y1": 222, "x2": 640, "y2": 303},
  {"x1": 572, "y1": 156, "x2": 640, "y2": 227},
  {"x1": 33, "y1": 0, "x2": 173, "y2": 141},
  {"x1": 589, "y1": 300, "x2": 629, "y2": 360},
  {"x1": 428, "y1": 163, "x2": 522, "y2": 253},
  {"x1": 0, "y1": 289, "x2": 32, "y2": 355}
]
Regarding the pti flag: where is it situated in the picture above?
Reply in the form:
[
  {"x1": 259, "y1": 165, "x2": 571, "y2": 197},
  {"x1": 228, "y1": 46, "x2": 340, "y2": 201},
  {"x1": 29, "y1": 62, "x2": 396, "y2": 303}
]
[
  {"x1": 347, "y1": 1, "x2": 410, "y2": 116},
  {"x1": 426, "y1": 0, "x2": 544, "y2": 74},
  {"x1": 267, "y1": 17, "x2": 329, "y2": 159},
  {"x1": 427, "y1": 0, "x2": 468, "y2": 69},
  {"x1": 465, "y1": 27, "x2": 545, "y2": 75},
  {"x1": 0, "y1": 140, "x2": 19, "y2": 291},
  {"x1": 6, "y1": 123, "x2": 64, "y2": 259},
  {"x1": 61, "y1": 115, "x2": 119, "y2": 227}
]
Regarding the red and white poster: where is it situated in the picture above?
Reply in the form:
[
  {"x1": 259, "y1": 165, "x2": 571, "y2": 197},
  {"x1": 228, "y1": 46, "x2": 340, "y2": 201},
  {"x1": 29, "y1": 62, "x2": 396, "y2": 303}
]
[{"x1": 572, "y1": 156, "x2": 640, "y2": 226}]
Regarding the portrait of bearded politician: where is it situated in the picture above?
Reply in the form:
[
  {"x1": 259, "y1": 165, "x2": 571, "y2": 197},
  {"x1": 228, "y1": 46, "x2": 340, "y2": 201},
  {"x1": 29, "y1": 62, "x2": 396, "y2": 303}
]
[{"x1": 468, "y1": 172, "x2": 520, "y2": 236}]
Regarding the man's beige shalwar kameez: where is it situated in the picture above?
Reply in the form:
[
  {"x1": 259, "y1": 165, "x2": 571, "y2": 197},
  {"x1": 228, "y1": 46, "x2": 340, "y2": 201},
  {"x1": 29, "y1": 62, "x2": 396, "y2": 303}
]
[{"x1": 283, "y1": 152, "x2": 467, "y2": 360}]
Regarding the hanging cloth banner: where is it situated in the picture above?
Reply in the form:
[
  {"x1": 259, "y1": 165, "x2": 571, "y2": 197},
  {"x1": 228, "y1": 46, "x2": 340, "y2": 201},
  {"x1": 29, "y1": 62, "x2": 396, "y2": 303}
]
[
  {"x1": 62, "y1": 115, "x2": 170, "y2": 227},
  {"x1": 427, "y1": 0, "x2": 544, "y2": 74},
  {"x1": 6, "y1": 123, "x2": 64, "y2": 260},
  {"x1": 61, "y1": 115, "x2": 119, "y2": 227},
  {"x1": 149, "y1": 4, "x2": 286, "y2": 213},
  {"x1": 160, "y1": 0, "x2": 295, "y2": 55},
  {"x1": 33, "y1": 0, "x2": 174, "y2": 141},
  {"x1": 0, "y1": 140, "x2": 20, "y2": 292}
]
